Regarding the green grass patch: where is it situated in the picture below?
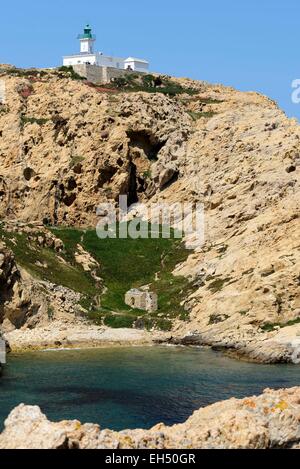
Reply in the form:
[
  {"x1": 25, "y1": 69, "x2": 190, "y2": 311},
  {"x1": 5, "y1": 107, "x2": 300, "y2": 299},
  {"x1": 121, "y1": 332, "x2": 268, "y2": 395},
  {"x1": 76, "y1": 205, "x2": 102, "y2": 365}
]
[
  {"x1": 0, "y1": 67, "x2": 49, "y2": 78},
  {"x1": 260, "y1": 317, "x2": 300, "y2": 332},
  {"x1": 70, "y1": 155, "x2": 85, "y2": 168},
  {"x1": 199, "y1": 111, "x2": 217, "y2": 118},
  {"x1": 103, "y1": 314, "x2": 136, "y2": 328},
  {"x1": 52, "y1": 223, "x2": 192, "y2": 329},
  {"x1": 20, "y1": 115, "x2": 49, "y2": 128},
  {"x1": 209, "y1": 313, "x2": 229, "y2": 325},
  {"x1": 110, "y1": 74, "x2": 197, "y2": 97},
  {"x1": 143, "y1": 170, "x2": 152, "y2": 179},
  {"x1": 56, "y1": 66, "x2": 86, "y2": 81},
  {"x1": 0, "y1": 227, "x2": 97, "y2": 299},
  {"x1": 0, "y1": 223, "x2": 193, "y2": 331},
  {"x1": 207, "y1": 277, "x2": 231, "y2": 293},
  {"x1": 239, "y1": 310, "x2": 249, "y2": 316},
  {"x1": 188, "y1": 111, "x2": 217, "y2": 120},
  {"x1": 198, "y1": 97, "x2": 223, "y2": 104}
]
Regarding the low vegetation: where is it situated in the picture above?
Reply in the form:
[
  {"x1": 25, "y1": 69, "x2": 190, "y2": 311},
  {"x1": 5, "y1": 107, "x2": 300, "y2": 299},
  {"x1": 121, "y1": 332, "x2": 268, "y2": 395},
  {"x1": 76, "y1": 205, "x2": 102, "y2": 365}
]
[
  {"x1": 0, "y1": 224, "x2": 193, "y2": 331},
  {"x1": 69, "y1": 155, "x2": 85, "y2": 168},
  {"x1": 0, "y1": 65, "x2": 85, "y2": 82},
  {"x1": 56, "y1": 66, "x2": 86, "y2": 81},
  {"x1": 260, "y1": 318, "x2": 300, "y2": 332},
  {"x1": 20, "y1": 115, "x2": 49, "y2": 128},
  {"x1": 0, "y1": 105, "x2": 9, "y2": 115},
  {"x1": 108, "y1": 74, "x2": 198, "y2": 97},
  {"x1": 209, "y1": 313, "x2": 229, "y2": 325},
  {"x1": 0, "y1": 66, "x2": 49, "y2": 78},
  {"x1": 207, "y1": 277, "x2": 232, "y2": 293},
  {"x1": 187, "y1": 111, "x2": 217, "y2": 120},
  {"x1": 0, "y1": 227, "x2": 97, "y2": 297}
]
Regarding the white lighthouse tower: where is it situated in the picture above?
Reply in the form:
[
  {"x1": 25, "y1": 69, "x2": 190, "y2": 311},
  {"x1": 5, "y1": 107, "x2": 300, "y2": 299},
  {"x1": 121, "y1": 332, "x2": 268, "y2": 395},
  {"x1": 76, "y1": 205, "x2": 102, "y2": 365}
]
[
  {"x1": 63, "y1": 24, "x2": 149, "y2": 72},
  {"x1": 78, "y1": 24, "x2": 96, "y2": 54}
]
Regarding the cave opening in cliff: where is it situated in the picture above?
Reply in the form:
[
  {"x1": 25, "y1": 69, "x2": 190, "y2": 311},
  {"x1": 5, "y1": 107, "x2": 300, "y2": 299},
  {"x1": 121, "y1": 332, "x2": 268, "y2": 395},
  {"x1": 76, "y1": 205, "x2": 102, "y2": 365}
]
[
  {"x1": 126, "y1": 130, "x2": 166, "y2": 161},
  {"x1": 127, "y1": 161, "x2": 139, "y2": 206}
]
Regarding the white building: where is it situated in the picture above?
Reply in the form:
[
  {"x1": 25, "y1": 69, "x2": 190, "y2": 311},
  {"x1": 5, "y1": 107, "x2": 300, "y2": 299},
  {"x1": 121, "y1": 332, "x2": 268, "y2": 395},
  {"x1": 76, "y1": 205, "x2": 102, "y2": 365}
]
[
  {"x1": 63, "y1": 25, "x2": 149, "y2": 73},
  {"x1": 124, "y1": 57, "x2": 149, "y2": 73}
]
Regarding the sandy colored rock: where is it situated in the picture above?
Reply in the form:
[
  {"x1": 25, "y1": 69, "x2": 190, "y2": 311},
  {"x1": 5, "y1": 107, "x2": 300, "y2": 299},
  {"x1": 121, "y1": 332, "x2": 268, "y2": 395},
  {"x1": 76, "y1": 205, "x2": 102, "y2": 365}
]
[
  {"x1": 0, "y1": 68, "x2": 299, "y2": 362},
  {"x1": 4, "y1": 321, "x2": 163, "y2": 351},
  {"x1": 0, "y1": 387, "x2": 299, "y2": 449}
]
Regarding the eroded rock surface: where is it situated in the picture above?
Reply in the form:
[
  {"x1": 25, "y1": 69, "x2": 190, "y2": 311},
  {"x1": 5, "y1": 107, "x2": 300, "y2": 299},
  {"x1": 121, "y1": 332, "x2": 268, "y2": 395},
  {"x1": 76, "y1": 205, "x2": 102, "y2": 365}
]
[
  {"x1": 0, "y1": 68, "x2": 299, "y2": 361},
  {"x1": 0, "y1": 387, "x2": 299, "y2": 449}
]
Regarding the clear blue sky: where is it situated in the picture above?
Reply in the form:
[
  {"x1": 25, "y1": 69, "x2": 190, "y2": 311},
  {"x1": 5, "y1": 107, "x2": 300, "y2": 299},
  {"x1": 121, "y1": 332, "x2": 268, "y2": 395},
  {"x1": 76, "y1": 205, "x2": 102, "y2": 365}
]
[{"x1": 1, "y1": 0, "x2": 300, "y2": 119}]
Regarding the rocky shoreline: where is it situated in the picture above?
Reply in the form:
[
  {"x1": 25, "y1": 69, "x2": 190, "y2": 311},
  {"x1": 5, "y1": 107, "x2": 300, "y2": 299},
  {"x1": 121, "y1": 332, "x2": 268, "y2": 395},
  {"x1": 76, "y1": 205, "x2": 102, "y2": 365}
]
[
  {"x1": 0, "y1": 70, "x2": 299, "y2": 367},
  {"x1": 3, "y1": 321, "x2": 165, "y2": 353},
  {"x1": 162, "y1": 327, "x2": 300, "y2": 364},
  {"x1": 0, "y1": 387, "x2": 299, "y2": 449},
  {"x1": 3, "y1": 320, "x2": 300, "y2": 365}
]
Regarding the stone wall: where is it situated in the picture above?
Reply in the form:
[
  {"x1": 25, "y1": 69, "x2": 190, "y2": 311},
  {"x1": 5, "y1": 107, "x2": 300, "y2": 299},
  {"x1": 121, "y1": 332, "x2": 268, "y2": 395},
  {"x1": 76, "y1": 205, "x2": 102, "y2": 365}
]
[
  {"x1": 72, "y1": 64, "x2": 145, "y2": 84},
  {"x1": 125, "y1": 289, "x2": 146, "y2": 310},
  {"x1": 146, "y1": 293, "x2": 158, "y2": 313},
  {"x1": 125, "y1": 289, "x2": 158, "y2": 312}
]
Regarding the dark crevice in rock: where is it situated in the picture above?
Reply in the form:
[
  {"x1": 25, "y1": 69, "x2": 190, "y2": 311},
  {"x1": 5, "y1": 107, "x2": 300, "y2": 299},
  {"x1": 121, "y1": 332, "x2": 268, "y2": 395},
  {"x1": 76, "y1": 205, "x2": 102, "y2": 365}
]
[
  {"x1": 23, "y1": 167, "x2": 35, "y2": 181},
  {"x1": 126, "y1": 130, "x2": 166, "y2": 161},
  {"x1": 63, "y1": 193, "x2": 77, "y2": 207},
  {"x1": 127, "y1": 161, "x2": 138, "y2": 206},
  {"x1": 97, "y1": 165, "x2": 118, "y2": 187},
  {"x1": 52, "y1": 115, "x2": 69, "y2": 140},
  {"x1": 51, "y1": 180, "x2": 60, "y2": 226},
  {"x1": 160, "y1": 170, "x2": 179, "y2": 190},
  {"x1": 67, "y1": 176, "x2": 77, "y2": 191}
]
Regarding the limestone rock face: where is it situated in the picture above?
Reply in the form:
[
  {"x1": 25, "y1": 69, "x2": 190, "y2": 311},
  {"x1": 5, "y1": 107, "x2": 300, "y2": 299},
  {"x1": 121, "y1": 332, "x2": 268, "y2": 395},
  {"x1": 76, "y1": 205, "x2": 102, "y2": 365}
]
[
  {"x1": 0, "y1": 241, "x2": 17, "y2": 292},
  {"x1": 0, "y1": 237, "x2": 85, "y2": 332},
  {"x1": 0, "y1": 387, "x2": 300, "y2": 449},
  {"x1": 0, "y1": 69, "x2": 299, "y2": 359},
  {"x1": 0, "y1": 241, "x2": 31, "y2": 329},
  {"x1": 0, "y1": 72, "x2": 192, "y2": 226},
  {"x1": 168, "y1": 98, "x2": 300, "y2": 359}
]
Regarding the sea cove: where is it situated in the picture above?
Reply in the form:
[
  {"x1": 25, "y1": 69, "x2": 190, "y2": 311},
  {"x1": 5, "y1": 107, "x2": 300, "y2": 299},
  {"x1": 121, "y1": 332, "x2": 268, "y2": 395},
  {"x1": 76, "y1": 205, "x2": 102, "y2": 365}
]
[{"x1": 1, "y1": 346, "x2": 300, "y2": 432}]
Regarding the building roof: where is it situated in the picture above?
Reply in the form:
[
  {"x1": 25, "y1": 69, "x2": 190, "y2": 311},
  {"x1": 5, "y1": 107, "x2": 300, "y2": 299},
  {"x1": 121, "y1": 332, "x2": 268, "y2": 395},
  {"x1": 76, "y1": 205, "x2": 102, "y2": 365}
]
[{"x1": 124, "y1": 57, "x2": 149, "y2": 64}]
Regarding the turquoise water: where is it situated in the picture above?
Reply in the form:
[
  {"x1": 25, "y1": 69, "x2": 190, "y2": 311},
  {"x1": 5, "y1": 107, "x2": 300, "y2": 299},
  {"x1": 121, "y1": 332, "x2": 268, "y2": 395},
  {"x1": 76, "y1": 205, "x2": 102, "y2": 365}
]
[{"x1": 0, "y1": 346, "x2": 299, "y2": 431}]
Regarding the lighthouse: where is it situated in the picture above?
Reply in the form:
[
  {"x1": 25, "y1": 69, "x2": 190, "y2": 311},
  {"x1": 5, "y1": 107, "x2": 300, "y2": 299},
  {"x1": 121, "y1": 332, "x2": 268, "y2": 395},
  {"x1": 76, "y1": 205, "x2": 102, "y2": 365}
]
[
  {"x1": 78, "y1": 24, "x2": 96, "y2": 54},
  {"x1": 63, "y1": 24, "x2": 149, "y2": 73}
]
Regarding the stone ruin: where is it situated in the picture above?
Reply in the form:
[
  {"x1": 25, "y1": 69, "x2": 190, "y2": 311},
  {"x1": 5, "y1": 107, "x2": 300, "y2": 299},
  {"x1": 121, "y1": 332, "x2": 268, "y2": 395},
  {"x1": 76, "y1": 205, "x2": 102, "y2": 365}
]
[{"x1": 125, "y1": 289, "x2": 158, "y2": 313}]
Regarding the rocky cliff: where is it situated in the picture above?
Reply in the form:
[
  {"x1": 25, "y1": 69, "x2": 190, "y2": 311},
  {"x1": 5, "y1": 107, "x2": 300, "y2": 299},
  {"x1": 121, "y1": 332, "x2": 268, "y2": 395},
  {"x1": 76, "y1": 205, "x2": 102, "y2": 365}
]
[
  {"x1": 0, "y1": 387, "x2": 299, "y2": 449},
  {"x1": 0, "y1": 66, "x2": 299, "y2": 362}
]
